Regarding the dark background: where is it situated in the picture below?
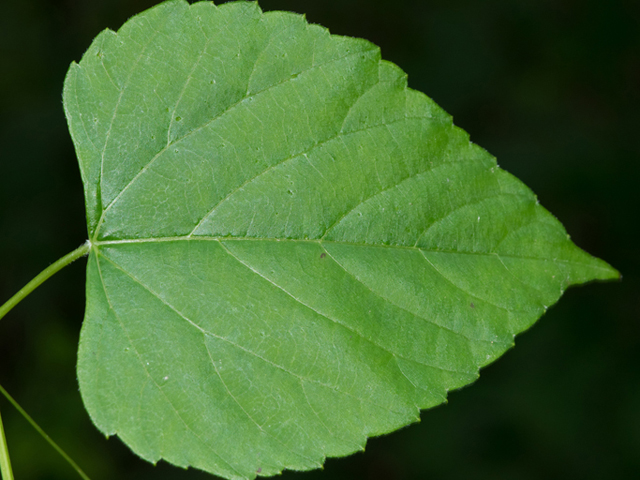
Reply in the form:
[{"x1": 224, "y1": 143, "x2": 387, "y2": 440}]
[{"x1": 0, "y1": 0, "x2": 638, "y2": 479}]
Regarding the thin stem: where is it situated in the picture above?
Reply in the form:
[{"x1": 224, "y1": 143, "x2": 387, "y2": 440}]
[
  {"x1": 0, "y1": 242, "x2": 92, "y2": 479},
  {"x1": 0, "y1": 406, "x2": 14, "y2": 480},
  {"x1": 0, "y1": 242, "x2": 91, "y2": 322},
  {"x1": 0, "y1": 385, "x2": 91, "y2": 480}
]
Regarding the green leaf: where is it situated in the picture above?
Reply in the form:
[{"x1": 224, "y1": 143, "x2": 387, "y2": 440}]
[{"x1": 63, "y1": 1, "x2": 618, "y2": 478}]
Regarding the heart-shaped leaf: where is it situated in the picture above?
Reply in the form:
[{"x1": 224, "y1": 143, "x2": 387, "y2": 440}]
[{"x1": 63, "y1": 1, "x2": 618, "y2": 478}]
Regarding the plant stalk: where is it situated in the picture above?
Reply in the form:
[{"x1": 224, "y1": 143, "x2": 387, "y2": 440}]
[
  {"x1": 0, "y1": 242, "x2": 92, "y2": 479},
  {"x1": 0, "y1": 242, "x2": 90, "y2": 322},
  {"x1": 0, "y1": 407, "x2": 14, "y2": 480},
  {"x1": 0, "y1": 385, "x2": 91, "y2": 480}
]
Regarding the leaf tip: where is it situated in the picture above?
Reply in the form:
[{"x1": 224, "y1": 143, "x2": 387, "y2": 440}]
[{"x1": 584, "y1": 256, "x2": 621, "y2": 283}]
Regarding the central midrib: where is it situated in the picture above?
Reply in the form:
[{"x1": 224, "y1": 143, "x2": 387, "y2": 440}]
[{"x1": 90, "y1": 236, "x2": 611, "y2": 271}]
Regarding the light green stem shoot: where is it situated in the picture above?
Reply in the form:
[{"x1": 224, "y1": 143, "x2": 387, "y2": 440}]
[
  {"x1": 0, "y1": 385, "x2": 91, "y2": 480},
  {"x1": 0, "y1": 242, "x2": 91, "y2": 480},
  {"x1": 0, "y1": 242, "x2": 90, "y2": 322},
  {"x1": 0, "y1": 407, "x2": 13, "y2": 480}
]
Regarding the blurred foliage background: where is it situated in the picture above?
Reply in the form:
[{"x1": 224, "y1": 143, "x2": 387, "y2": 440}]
[{"x1": 0, "y1": 0, "x2": 638, "y2": 479}]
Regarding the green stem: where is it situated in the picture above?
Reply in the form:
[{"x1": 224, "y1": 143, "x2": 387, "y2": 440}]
[
  {"x1": 0, "y1": 407, "x2": 14, "y2": 480},
  {"x1": 0, "y1": 385, "x2": 90, "y2": 480},
  {"x1": 0, "y1": 242, "x2": 92, "y2": 480},
  {"x1": 0, "y1": 242, "x2": 90, "y2": 322}
]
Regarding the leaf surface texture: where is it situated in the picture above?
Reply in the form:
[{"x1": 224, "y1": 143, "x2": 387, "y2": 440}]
[{"x1": 63, "y1": 1, "x2": 618, "y2": 478}]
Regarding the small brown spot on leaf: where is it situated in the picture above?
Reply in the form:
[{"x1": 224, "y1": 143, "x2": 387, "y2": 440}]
[
  {"x1": 320, "y1": 253, "x2": 326, "y2": 259},
  {"x1": 470, "y1": 302, "x2": 475, "y2": 308}
]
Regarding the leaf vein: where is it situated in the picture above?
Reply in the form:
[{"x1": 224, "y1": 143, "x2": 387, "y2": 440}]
[
  {"x1": 318, "y1": 245, "x2": 495, "y2": 347},
  {"x1": 191, "y1": 116, "x2": 431, "y2": 236},
  {"x1": 218, "y1": 241, "x2": 474, "y2": 375},
  {"x1": 98, "y1": 249, "x2": 412, "y2": 416},
  {"x1": 94, "y1": 253, "x2": 243, "y2": 477},
  {"x1": 413, "y1": 191, "x2": 533, "y2": 248},
  {"x1": 203, "y1": 337, "x2": 316, "y2": 466},
  {"x1": 99, "y1": 46, "x2": 379, "y2": 233},
  {"x1": 418, "y1": 249, "x2": 512, "y2": 312},
  {"x1": 98, "y1": 22, "x2": 166, "y2": 226},
  {"x1": 321, "y1": 158, "x2": 471, "y2": 240}
]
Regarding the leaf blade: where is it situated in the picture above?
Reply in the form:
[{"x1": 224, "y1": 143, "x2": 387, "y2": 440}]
[{"x1": 65, "y1": 1, "x2": 618, "y2": 478}]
